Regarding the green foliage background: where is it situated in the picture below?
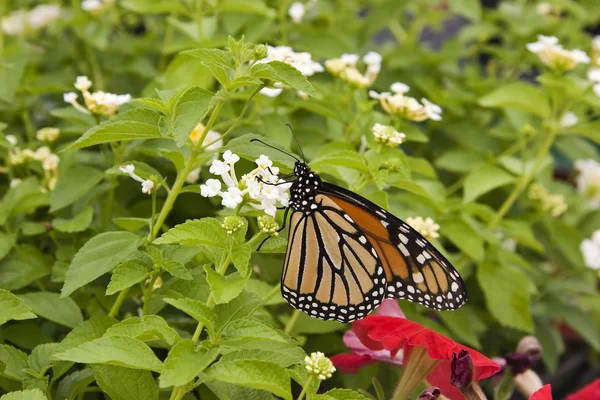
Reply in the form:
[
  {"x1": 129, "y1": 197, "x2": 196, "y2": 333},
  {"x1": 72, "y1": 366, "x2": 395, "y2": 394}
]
[{"x1": 1, "y1": 0, "x2": 600, "y2": 399}]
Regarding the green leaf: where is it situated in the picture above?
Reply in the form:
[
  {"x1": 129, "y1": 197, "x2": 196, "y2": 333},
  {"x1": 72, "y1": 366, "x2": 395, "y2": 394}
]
[
  {"x1": 58, "y1": 316, "x2": 118, "y2": 352},
  {"x1": 550, "y1": 303, "x2": 600, "y2": 351},
  {"x1": 0, "y1": 289, "x2": 36, "y2": 326},
  {"x1": 206, "y1": 360, "x2": 291, "y2": 400},
  {"x1": 215, "y1": 291, "x2": 263, "y2": 331},
  {"x1": 106, "y1": 260, "x2": 151, "y2": 296},
  {"x1": 53, "y1": 336, "x2": 163, "y2": 372},
  {"x1": 463, "y1": 164, "x2": 515, "y2": 203},
  {"x1": 205, "y1": 267, "x2": 250, "y2": 305},
  {"x1": 52, "y1": 206, "x2": 94, "y2": 233},
  {"x1": 0, "y1": 232, "x2": 16, "y2": 262},
  {"x1": 92, "y1": 364, "x2": 159, "y2": 400},
  {"x1": 310, "y1": 151, "x2": 368, "y2": 173},
  {"x1": 0, "y1": 245, "x2": 52, "y2": 291},
  {"x1": 218, "y1": 0, "x2": 276, "y2": 17},
  {"x1": 230, "y1": 243, "x2": 252, "y2": 277},
  {"x1": 0, "y1": 49, "x2": 28, "y2": 103},
  {"x1": 181, "y1": 48, "x2": 235, "y2": 68},
  {"x1": 112, "y1": 217, "x2": 150, "y2": 232},
  {"x1": 55, "y1": 369, "x2": 95, "y2": 400},
  {"x1": 50, "y1": 107, "x2": 96, "y2": 126},
  {"x1": 69, "y1": 120, "x2": 162, "y2": 150},
  {"x1": 478, "y1": 82, "x2": 550, "y2": 118},
  {"x1": 436, "y1": 149, "x2": 486, "y2": 173},
  {"x1": 154, "y1": 218, "x2": 227, "y2": 247},
  {"x1": 203, "y1": 61, "x2": 232, "y2": 86},
  {"x1": 220, "y1": 347, "x2": 304, "y2": 369},
  {"x1": 543, "y1": 220, "x2": 585, "y2": 268},
  {"x1": 159, "y1": 341, "x2": 219, "y2": 388},
  {"x1": 563, "y1": 120, "x2": 600, "y2": 144},
  {"x1": 254, "y1": 61, "x2": 317, "y2": 97},
  {"x1": 493, "y1": 371, "x2": 515, "y2": 400},
  {"x1": 449, "y1": 0, "x2": 482, "y2": 21},
  {"x1": 439, "y1": 216, "x2": 485, "y2": 261},
  {"x1": 500, "y1": 220, "x2": 544, "y2": 252},
  {"x1": 220, "y1": 318, "x2": 290, "y2": 345},
  {"x1": 438, "y1": 307, "x2": 486, "y2": 348},
  {"x1": 0, "y1": 344, "x2": 28, "y2": 380},
  {"x1": 163, "y1": 297, "x2": 217, "y2": 337},
  {"x1": 130, "y1": 98, "x2": 169, "y2": 115},
  {"x1": 0, "y1": 389, "x2": 46, "y2": 400},
  {"x1": 18, "y1": 292, "x2": 82, "y2": 328},
  {"x1": 0, "y1": 177, "x2": 49, "y2": 224},
  {"x1": 50, "y1": 167, "x2": 104, "y2": 212},
  {"x1": 121, "y1": 0, "x2": 186, "y2": 13},
  {"x1": 62, "y1": 232, "x2": 145, "y2": 297},
  {"x1": 28, "y1": 343, "x2": 61, "y2": 373},
  {"x1": 105, "y1": 315, "x2": 180, "y2": 346},
  {"x1": 477, "y1": 261, "x2": 535, "y2": 332},
  {"x1": 163, "y1": 261, "x2": 193, "y2": 280},
  {"x1": 171, "y1": 86, "x2": 214, "y2": 147},
  {"x1": 317, "y1": 389, "x2": 371, "y2": 400}
]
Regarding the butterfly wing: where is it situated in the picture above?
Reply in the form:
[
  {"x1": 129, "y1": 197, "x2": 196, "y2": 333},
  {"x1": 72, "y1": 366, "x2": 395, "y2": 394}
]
[
  {"x1": 281, "y1": 194, "x2": 387, "y2": 323},
  {"x1": 318, "y1": 182, "x2": 467, "y2": 311}
]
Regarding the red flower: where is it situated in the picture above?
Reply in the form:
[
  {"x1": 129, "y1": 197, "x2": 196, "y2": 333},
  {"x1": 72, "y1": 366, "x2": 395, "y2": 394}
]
[
  {"x1": 530, "y1": 384, "x2": 552, "y2": 400},
  {"x1": 566, "y1": 379, "x2": 600, "y2": 400},
  {"x1": 331, "y1": 300, "x2": 500, "y2": 400}
]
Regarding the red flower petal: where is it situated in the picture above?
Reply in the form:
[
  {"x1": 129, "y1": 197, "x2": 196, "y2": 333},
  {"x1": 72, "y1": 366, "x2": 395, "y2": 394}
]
[
  {"x1": 330, "y1": 353, "x2": 375, "y2": 374},
  {"x1": 530, "y1": 384, "x2": 552, "y2": 400},
  {"x1": 566, "y1": 379, "x2": 600, "y2": 400}
]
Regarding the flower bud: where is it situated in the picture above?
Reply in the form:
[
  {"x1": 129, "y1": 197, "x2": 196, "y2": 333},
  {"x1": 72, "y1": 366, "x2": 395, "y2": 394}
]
[
  {"x1": 258, "y1": 215, "x2": 279, "y2": 236},
  {"x1": 417, "y1": 387, "x2": 441, "y2": 399},
  {"x1": 305, "y1": 352, "x2": 336, "y2": 380},
  {"x1": 451, "y1": 350, "x2": 474, "y2": 389},
  {"x1": 253, "y1": 44, "x2": 268, "y2": 60},
  {"x1": 505, "y1": 352, "x2": 539, "y2": 375},
  {"x1": 221, "y1": 216, "x2": 246, "y2": 235}
]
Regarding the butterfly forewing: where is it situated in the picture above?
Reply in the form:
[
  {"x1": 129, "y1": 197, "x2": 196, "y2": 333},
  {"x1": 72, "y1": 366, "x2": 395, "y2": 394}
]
[
  {"x1": 319, "y1": 182, "x2": 467, "y2": 311},
  {"x1": 281, "y1": 194, "x2": 387, "y2": 323}
]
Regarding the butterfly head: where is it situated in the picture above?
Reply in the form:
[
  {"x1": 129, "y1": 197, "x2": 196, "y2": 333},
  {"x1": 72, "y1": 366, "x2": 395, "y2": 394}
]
[{"x1": 289, "y1": 162, "x2": 321, "y2": 212}]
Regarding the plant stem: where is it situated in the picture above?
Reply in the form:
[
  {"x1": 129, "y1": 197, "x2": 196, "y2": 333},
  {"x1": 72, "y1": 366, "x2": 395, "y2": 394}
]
[
  {"x1": 83, "y1": 41, "x2": 104, "y2": 90},
  {"x1": 108, "y1": 287, "x2": 129, "y2": 318},
  {"x1": 297, "y1": 376, "x2": 314, "y2": 400},
  {"x1": 263, "y1": 283, "x2": 281, "y2": 304},
  {"x1": 391, "y1": 347, "x2": 439, "y2": 400},
  {"x1": 142, "y1": 275, "x2": 159, "y2": 316},
  {"x1": 21, "y1": 110, "x2": 35, "y2": 142},
  {"x1": 488, "y1": 130, "x2": 557, "y2": 229},
  {"x1": 284, "y1": 309, "x2": 301, "y2": 335}
]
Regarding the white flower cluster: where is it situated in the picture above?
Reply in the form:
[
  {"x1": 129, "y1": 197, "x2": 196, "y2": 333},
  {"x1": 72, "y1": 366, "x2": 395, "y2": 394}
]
[
  {"x1": 325, "y1": 52, "x2": 382, "y2": 88},
  {"x1": 200, "y1": 151, "x2": 291, "y2": 216},
  {"x1": 407, "y1": 216, "x2": 440, "y2": 240},
  {"x1": 36, "y1": 127, "x2": 60, "y2": 143},
  {"x1": 255, "y1": 46, "x2": 323, "y2": 98},
  {"x1": 574, "y1": 159, "x2": 600, "y2": 208},
  {"x1": 371, "y1": 123, "x2": 406, "y2": 147},
  {"x1": 64, "y1": 76, "x2": 131, "y2": 117},
  {"x1": 119, "y1": 164, "x2": 154, "y2": 194},
  {"x1": 5, "y1": 138, "x2": 60, "y2": 191},
  {"x1": 528, "y1": 183, "x2": 567, "y2": 217},
  {"x1": 1, "y1": 4, "x2": 60, "y2": 36},
  {"x1": 81, "y1": 0, "x2": 115, "y2": 13},
  {"x1": 370, "y1": 82, "x2": 442, "y2": 121},
  {"x1": 581, "y1": 230, "x2": 600, "y2": 270},
  {"x1": 527, "y1": 35, "x2": 590, "y2": 71},
  {"x1": 304, "y1": 352, "x2": 336, "y2": 381}
]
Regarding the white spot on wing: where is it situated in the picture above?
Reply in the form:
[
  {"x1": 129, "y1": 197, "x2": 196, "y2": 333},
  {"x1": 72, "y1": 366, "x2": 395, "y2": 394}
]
[{"x1": 412, "y1": 273, "x2": 424, "y2": 283}]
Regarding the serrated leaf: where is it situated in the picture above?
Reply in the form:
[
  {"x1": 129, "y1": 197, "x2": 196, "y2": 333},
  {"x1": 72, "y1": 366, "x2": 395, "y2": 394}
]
[
  {"x1": 206, "y1": 360, "x2": 291, "y2": 400},
  {"x1": 52, "y1": 206, "x2": 94, "y2": 233},
  {"x1": 0, "y1": 288, "x2": 36, "y2": 326},
  {"x1": 182, "y1": 48, "x2": 235, "y2": 68},
  {"x1": 130, "y1": 98, "x2": 169, "y2": 115},
  {"x1": 163, "y1": 297, "x2": 216, "y2": 337},
  {"x1": 0, "y1": 389, "x2": 46, "y2": 400},
  {"x1": 478, "y1": 82, "x2": 550, "y2": 118},
  {"x1": 106, "y1": 259, "x2": 151, "y2": 296},
  {"x1": 0, "y1": 245, "x2": 52, "y2": 291},
  {"x1": 219, "y1": 347, "x2": 304, "y2": 368},
  {"x1": 92, "y1": 364, "x2": 159, "y2": 400},
  {"x1": 463, "y1": 164, "x2": 515, "y2": 203},
  {"x1": 159, "y1": 341, "x2": 219, "y2": 388},
  {"x1": 18, "y1": 292, "x2": 83, "y2": 328},
  {"x1": 262, "y1": 61, "x2": 317, "y2": 97},
  {"x1": 69, "y1": 120, "x2": 162, "y2": 150},
  {"x1": 204, "y1": 267, "x2": 250, "y2": 305},
  {"x1": 154, "y1": 218, "x2": 227, "y2": 247},
  {"x1": 230, "y1": 242, "x2": 251, "y2": 277},
  {"x1": 203, "y1": 61, "x2": 232, "y2": 86},
  {"x1": 62, "y1": 232, "x2": 145, "y2": 297},
  {"x1": 28, "y1": 343, "x2": 61, "y2": 373},
  {"x1": 171, "y1": 86, "x2": 214, "y2": 147},
  {"x1": 220, "y1": 318, "x2": 290, "y2": 345},
  {"x1": 215, "y1": 291, "x2": 263, "y2": 331},
  {"x1": 50, "y1": 167, "x2": 104, "y2": 212},
  {"x1": 477, "y1": 261, "x2": 535, "y2": 332},
  {"x1": 105, "y1": 315, "x2": 180, "y2": 346},
  {"x1": 164, "y1": 260, "x2": 193, "y2": 280},
  {"x1": 53, "y1": 336, "x2": 163, "y2": 372},
  {"x1": 0, "y1": 344, "x2": 28, "y2": 380},
  {"x1": 58, "y1": 316, "x2": 118, "y2": 352}
]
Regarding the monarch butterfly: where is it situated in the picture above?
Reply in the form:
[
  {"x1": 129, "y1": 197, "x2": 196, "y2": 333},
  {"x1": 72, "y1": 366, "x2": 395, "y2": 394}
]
[{"x1": 253, "y1": 134, "x2": 467, "y2": 323}]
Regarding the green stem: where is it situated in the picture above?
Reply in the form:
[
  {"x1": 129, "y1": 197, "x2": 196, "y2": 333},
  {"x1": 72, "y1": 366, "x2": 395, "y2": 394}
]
[
  {"x1": 142, "y1": 275, "x2": 159, "y2": 316},
  {"x1": 83, "y1": 41, "x2": 104, "y2": 90},
  {"x1": 108, "y1": 287, "x2": 129, "y2": 318},
  {"x1": 284, "y1": 309, "x2": 301, "y2": 335},
  {"x1": 102, "y1": 142, "x2": 126, "y2": 230},
  {"x1": 488, "y1": 130, "x2": 557, "y2": 229},
  {"x1": 150, "y1": 188, "x2": 157, "y2": 236},
  {"x1": 388, "y1": 19, "x2": 407, "y2": 45},
  {"x1": 263, "y1": 283, "x2": 281, "y2": 304},
  {"x1": 21, "y1": 110, "x2": 35, "y2": 143},
  {"x1": 297, "y1": 376, "x2": 314, "y2": 400}
]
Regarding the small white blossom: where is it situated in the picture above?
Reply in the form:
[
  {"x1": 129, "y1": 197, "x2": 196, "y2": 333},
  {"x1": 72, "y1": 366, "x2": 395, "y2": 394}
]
[
  {"x1": 42, "y1": 154, "x2": 60, "y2": 171},
  {"x1": 209, "y1": 160, "x2": 231, "y2": 176},
  {"x1": 304, "y1": 352, "x2": 336, "y2": 381},
  {"x1": 64, "y1": 92, "x2": 78, "y2": 104},
  {"x1": 34, "y1": 146, "x2": 52, "y2": 162},
  {"x1": 560, "y1": 112, "x2": 578, "y2": 128},
  {"x1": 371, "y1": 123, "x2": 406, "y2": 147},
  {"x1": 65, "y1": 77, "x2": 131, "y2": 117},
  {"x1": 390, "y1": 82, "x2": 410, "y2": 94},
  {"x1": 9, "y1": 178, "x2": 22, "y2": 188},
  {"x1": 363, "y1": 51, "x2": 382, "y2": 66},
  {"x1": 587, "y1": 68, "x2": 600, "y2": 82},
  {"x1": 119, "y1": 164, "x2": 154, "y2": 194},
  {"x1": 5, "y1": 135, "x2": 17, "y2": 146},
  {"x1": 141, "y1": 180, "x2": 154, "y2": 194},
  {"x1": 2, "y1": 5, "x2": 60, "y2": 36},
  {"x1": 259, "y1": 87, "x2": 284, "y2": 98},
  {"x1": 527, "y1": 35, "x2": 590, "y2": 71},
  {"x1": 422, "y1": 98, "x2": 442, "y2": 121},
  {"x1": 74, "y1": 76, "x2": 92, "y2": 91},
  {"x1": 581, "y1": 231, "x2": 600, "y2": 270},
  {"x1": 28, "y1": 4, "x2": 61, "y2": 30},
  {"x1": 407, "y1": 216, "x2": 440, "y2": 240},
  {"x1": 223, "y1": 150, "x2": 240, "y2": 165},
  {"x1": 221, "y1": 187, "x2": 244, "y2": 209},
  {"x1": 36, "y1": 127, "x2": 60, "y2": 142},
  {"x1": 200, "y1": 179, "x2": 222, "y2": 197},
  {"x1": 574, "y1": 159, "x2": 600, "y2": 208},
  {"x1": 255, "y1": 46, "x2": 323, "y2": 76},
  {"x1": 370, "y1": 85, "x2": 443, "y2": 122},
  {"x1": 22, "y1": 149, "x2": 36, "y2": 160},
  {"x1": 119, "y1": 164, "x2": 135, "y2": 174},
  {"x1": 288, "y1": 2, "x2": 305, "y2": 24},
  {"x1": 8, "y1": 149, "x2": 26, "y2": 165},
  {"x1": 326, "y1": 52, "x2": 381, "y2": 87},
  {"x1": 340, "y1": 54, "x2": 359, "y2": 65}
]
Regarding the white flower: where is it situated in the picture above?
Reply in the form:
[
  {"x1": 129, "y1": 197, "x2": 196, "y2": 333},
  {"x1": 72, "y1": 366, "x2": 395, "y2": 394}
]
[
  {"x1": 209, "y1": 160, "x2": 231, "y2": 176},
  {"x1": 223, "y1": 150, "x2": 240, "y2": 165},
  {"x1": 574, "y1": 159, "x2": 600, "y2": 208},
  {"x1": 221, "y1": 187, "x2": 244, "y2": 209},
  {"x1": 74, "y1": 76, "x2": 92, "y2": 91},
  {"x1": 82, "y1": 0, "x2": 103, "y2": 11},
  {"x1": 119, "y1": 164, "x2": 135, "y2": 174},
  {"x1": 259, "y1": 87, "x2": 284, "y2": 97},
  {"x1": 560, "y1": 112, "x2": 578, "y2": 128},
  {"x1": 5, "y1": 135, "x2": 17, "y2": 146},
  {"x1": 341, "y1": 67, "x2": 371, "y2": 88},
  {"x1": 34, "y1": 146, "x2": 51, "y2": 161},
  {"x1": 28, "y1": 4, "x2": 60, "y2": 30},
  {"x1": 288, "y1": 2, "x2": 305, "y2": 24},
  {"x1": 326, "y1": 52, "x2": 382, "y2": 87},
  {"x1": 369, "y1": 90, "x2": 391, "y2": 99},
  {"x1": 363, "y1": 51, "x2": 382, "y2": 66},
  {"x1": 2, "y1": 5, "x2": 60, "y2": 36},
  {"x1": 390, "y1": 82, "x2": 410, "y2": 94},
  {"x1": 340, "y1": 54, "x2": 359, "y2": 65},
  {"x1": 22, "y1": 149, "x2": 36, "y2": 160},
  {"x1": 200, "y1": 179, "x2": 222, "y2": 197},
  {"x1": 186, "y1": 168, "x2": 201, "y2": 184},
  {"x1": 527, "y1": 35, "x2": 590, "y2": 70},
  {"x1": 581, "y1": 231, "x2": 600, "y2": 270},
  {"x1": 407, "y1": 216, "x2": 440, "y2": 240},
  {"x1": 422, "y1": 98, "x2": 442, "y2": 121},
  {"x1": 1, "y1": 10, "x2": 28, "y2": 36},
  {"x1": 36, "y1": 127, "x2": 60, "y2": 142},
  {"x1": 9, "y1": 178, "x2": 22, "y2": 188},
  {"x1": 141, "y1": 180, "x2": 154, "y2": 194},
  {"x1": 304, "y1": 352, "x2": 336, "y2": 381},
  {"x1": 203, "y1": 129, "x2": 223, "y2": 151},
  {"x1": 587, "y1": 67, "x2": 600, "y2": 82},
  {"x1": 120, "y1": 163, "x2": 153, "y2": 194},
  {"x1": 372, "y1": 123, "x2": 406, "y2": 147},
  {"x1": 8, "y1": 149, "x2": 26, "y2": 165},
  {"x1": 42, "y1": 154, "x2": 60, "y2": 171},
  {"x1": 255, "y1": 46, "x2": 323, "y2": 76},
  {"x1": 64, "y1": 92, "x2": 78, "y2": 104}
]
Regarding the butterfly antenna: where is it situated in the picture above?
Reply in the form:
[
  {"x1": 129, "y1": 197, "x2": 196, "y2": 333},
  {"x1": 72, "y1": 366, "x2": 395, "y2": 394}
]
[
  {"x1": 286, "y1": 124, "x2": 306, "y2": 164},
  {"x1": 250, "y1": 139, "x2": 301, "y2": 163}
]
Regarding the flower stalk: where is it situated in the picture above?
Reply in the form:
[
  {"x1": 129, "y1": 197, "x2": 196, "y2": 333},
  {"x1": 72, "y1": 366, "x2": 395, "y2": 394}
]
[{"x1": 392, "y1": 347, "x2": 440, "y2": 400}]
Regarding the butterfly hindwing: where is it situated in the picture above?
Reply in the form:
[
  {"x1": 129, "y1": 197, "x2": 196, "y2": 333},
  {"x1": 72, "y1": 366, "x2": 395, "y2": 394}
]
[
  {"x1": 281, "y1": 194, "x2": 387, "y2": 323},
  {"x1": 319, "y1": 182, "x2": 467, "y2": 311}
]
